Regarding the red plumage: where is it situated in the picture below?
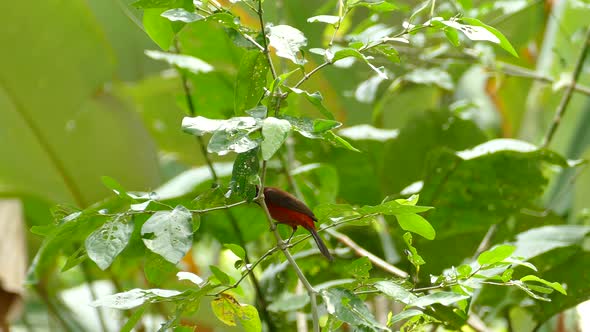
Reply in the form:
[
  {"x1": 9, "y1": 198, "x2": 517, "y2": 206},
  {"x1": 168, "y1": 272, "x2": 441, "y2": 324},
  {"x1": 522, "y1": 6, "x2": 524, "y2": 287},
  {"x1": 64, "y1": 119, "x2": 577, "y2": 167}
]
[{"x1": 262, "y1": 187, "x2": 333, "y2": 261}]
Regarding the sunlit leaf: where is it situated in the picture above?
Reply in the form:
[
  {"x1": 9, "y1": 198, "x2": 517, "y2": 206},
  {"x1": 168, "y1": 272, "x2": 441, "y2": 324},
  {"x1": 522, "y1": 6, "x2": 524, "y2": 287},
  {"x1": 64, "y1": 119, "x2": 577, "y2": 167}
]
[
  {"x1": 235, "y1": 51, "x2": 269, "y2": 115},
  {"x1": 229, "y1": 148, "x2": 259, "y2": 199},
  {"x1": 322, "y1": 288, "x2": 388, "y2": 331},
  {"x1": 477, "y1": 244, "x2": 516, "y2": 265},
  {"x1": 161, "y1": 8, "x2": 202, "y2": 23},
  {"x1": 521, "y1": 275, "x2": 566, "y2": 295},
  {"x1": 212, "y1": 295, "x2": 261, "y2": 332},
  {"x1": 141, "y1": 205, "x2": 193, "y2": 264},
  {"x1": 267, "y1": 25, "x2": 307, "y2": 65},
  {"x1": 375, "y1": 281, "x2": 417, "y2": 304},
  {"x1": 307, "y1": 15, "x2": 340, "y2": 24},
  {"x1": 410, "y1": 291, "x2": 470, "y2": 308},
  {"x1": 90, "y1": 288, "x2": 181, "y2": 309},
  {"x1": 261, "y1": 117, "x2": 291, "y2": 160},
  {"x1": 145, "y1": 50, "x2": 212, "y2": 74},
  {"x1": 85, "y1": 217, "x2": 134, "y2": 270},
  {"x1": 396, "y1": 213, "x2": 436, "y2": 240}
]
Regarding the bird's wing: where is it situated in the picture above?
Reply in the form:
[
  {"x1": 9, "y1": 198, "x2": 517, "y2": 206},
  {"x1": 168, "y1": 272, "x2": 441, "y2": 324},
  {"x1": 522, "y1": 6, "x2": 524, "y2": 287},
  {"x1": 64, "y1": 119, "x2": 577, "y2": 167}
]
[{"x1": 264, "y1": 187, "x2": 317, "y2": 221}]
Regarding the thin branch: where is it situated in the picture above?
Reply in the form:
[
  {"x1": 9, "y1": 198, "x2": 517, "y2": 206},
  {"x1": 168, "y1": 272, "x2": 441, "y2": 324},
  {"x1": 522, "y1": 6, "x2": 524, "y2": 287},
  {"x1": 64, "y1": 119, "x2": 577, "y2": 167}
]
[
  {"x1": 174, "y1": 39, "x2": 275, "y2": 330},
  {"x1": 327, "y1": 229, "x2": 408, "y2": 278},
  {"x1": 214, "y1": 246, "x2": 279, "y2": 295},
  {"x1": 472, "y1": 224, "x2": 498, "y2": 260},
  {"x1": 328, "y1": 0, "x2": 345, "y2": 47},
  {"x1": 293, "y1": 62, "x2": 331, "y2": 90},
  {"x1": 257, "y1": 160, "x2": 321, "y2": 332},
  {"x1": 257, "y1": 0, "x2": 278, "y2": 79},
  {"x1": 542, "y1": 27, "x2": 590, "y2": 147},
  {"x1": 493, "y1": 61, "x2": 590, "y2": 96}
]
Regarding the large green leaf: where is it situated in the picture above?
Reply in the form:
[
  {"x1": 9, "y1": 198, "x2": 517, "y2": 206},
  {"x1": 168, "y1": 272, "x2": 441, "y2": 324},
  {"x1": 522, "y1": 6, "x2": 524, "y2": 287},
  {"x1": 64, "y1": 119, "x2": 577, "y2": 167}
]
[
  {"x1": 416, "y1": 139, "x2": 574, "y2": 274},
  {"x1": 321, "y1": 288, "x2": 388, "y2": 331},
  {"x1": 141, "y1": 205, "x2": 193, "y2": 263},
  {"x1": 234, "y1": 51, "x2": 269, "y2": 116},
  {"x1": 0, "y1": 1, "x2": 160, "y2": 206},
  {"x1": 85, "y1": 216, "x2": 134, "y2": 270}
]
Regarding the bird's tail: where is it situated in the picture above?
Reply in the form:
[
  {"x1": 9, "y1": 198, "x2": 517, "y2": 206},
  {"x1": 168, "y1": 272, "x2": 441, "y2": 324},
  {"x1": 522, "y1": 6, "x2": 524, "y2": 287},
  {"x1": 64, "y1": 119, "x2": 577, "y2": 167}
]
[{"x1": 307, "y1": 227, "x2": 333, "y2": 261}]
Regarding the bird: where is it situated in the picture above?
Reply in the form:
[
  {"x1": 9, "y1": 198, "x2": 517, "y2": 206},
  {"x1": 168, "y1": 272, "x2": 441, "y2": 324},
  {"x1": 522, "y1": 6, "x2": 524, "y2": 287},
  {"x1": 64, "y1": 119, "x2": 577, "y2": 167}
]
[{"x1": 258, "y1": 186, "x2": 333, "y2": 261}]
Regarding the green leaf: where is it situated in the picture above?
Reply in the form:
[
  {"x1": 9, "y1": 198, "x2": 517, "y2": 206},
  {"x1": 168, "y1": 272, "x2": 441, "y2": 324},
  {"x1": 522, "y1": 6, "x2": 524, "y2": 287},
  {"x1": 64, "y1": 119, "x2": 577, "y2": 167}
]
[
  {"x1": 85, "y1": 217, "x2": 134, "y2": 270},
  {"x1": 101, "y1": 176, "x2": 132, "y2": 199},
  {"x1": 410, "y1": 291, "x2": 470, "y2": 308},
  {"x1": 211, "y1": 295, "x2": 261, "y2": 332},
  {"x1": 348, "y1": 0, "x2": 398, "y2": 12},
  {"x1": 372, "y1": 45, "x2": 400, "y2": 63},
  {"x1": 120, "y1": 306, "x2": 146, "y2": 332},
  {"x1": 182, "y1": 116, "x2": 262, "y2": 155},
  {"x1": 403, "y1": 232, "x2": 425, "y2": 268},
  {"x1": 388, "y1": 309, "x2": 423, "y2": 326},
  {"x1": 444, "y1": 27, "x2": 460, "y2": 47},
  {"x1": 143, "y1": 8, "x2": 176, "y2": 50},
  {"x1": 330, "y1": 48, "x2": 365, "y2": 63},
  {"x1": 359, "y1": 198, "x2": 433, "y2": 215},
  {"x1": 329, "y1": 48, "x2": 388, "y2": 78},
  {"x1": 477, "y1": 244, "x2": 516, "y2": 265},
  {"x1": 90, "y1": 288, "x2": 181, "y2": 309},
  {"x1": 132, "y1": 0, "x2": 184, "y2": 8},
  {"x1": 338, "y1": 124, "x2": 399, "y2": 141},
  {"x1": 267, "y1": 293, "x2": 309, "y2": 312},
  {"x1": 321, "y1": 288, "x2": 388, "y2": 331},
  {"x1": 307, "y1": 15, "x2": 340, "y2": 24},
  {"x1": 285, "y1": 116, "x2": 359, "y2": 151},
  {"x1": 145, "y1": 50, "x2": 213, "y2": 74},
  {"x1": 459, "y1": 18, "x2": 518, "y2": 57},
  {"x1": 229, "y1": 148, "x2": 260, "y2": 199},
  {"x1": 286, "y1": 87, "x2": 335, "y2": 119},
  {"x1": 404, "y1": 68, "x2": 454, "y2": 90},
  {"x1": 144, "y1": 251, "x2": 178, "y2": 286},
  {"x1": 374, "y1": 281, "x2": 417, "y2": 304},
  {"x1": 513, "y1": 281, "x2": 551, "y2": 302},
  {"x1": 161, "y1": 8, "x2": 203, "y2": 23},
  {"x1": 323, "y1": 131, "x2": 361, "y2": 152},
  {"x1": 261, "y1": 117, "x2": 292, "y2": 160},
  {"x1": 267, "y1": 25, "x2": 307, "y2": 65},
  {"x1": 62, "y1": 246, "x2": 87, "y2": 272},
  {"x1": 224, "y1": 243, "x2": 246, "y2": 260},
  {"x1": 347, "y1": 257, "x2": 372, "y2": 279},
  {"x1": 209, "y1": 265, "x2": 231, "y2": 285},
  {"x1": 235, "y1": 51, "x2": 269, "y2": 115},
  {"x1": 513, "y1": 225, "x2": 590, "y2": 260},
  {"x1": 286, "y1": 116, "x2": 341, "y2": 139},
  {"x1": 457, "y1": 264, "x2": 472, "y2": 278},
  {"x1": 520, "y1": 275, "x2": 566, "y2": 295},
  {"x1": 141, "y1": 205, "x2": 193, "y2": 264},
  {"x1": 182, "y1": 116, "x2": 259, "y2": 136},
  {"x1": 395, "y1": 213, "x2": 436, "y2": 240}
]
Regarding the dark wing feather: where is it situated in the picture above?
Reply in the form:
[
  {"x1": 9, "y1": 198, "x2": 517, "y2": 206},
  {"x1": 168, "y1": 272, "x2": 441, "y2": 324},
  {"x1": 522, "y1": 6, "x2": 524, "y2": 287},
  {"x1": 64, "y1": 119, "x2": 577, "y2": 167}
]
[{"x1": 264, "y1": 187, "x2": 317, "y2": 221}]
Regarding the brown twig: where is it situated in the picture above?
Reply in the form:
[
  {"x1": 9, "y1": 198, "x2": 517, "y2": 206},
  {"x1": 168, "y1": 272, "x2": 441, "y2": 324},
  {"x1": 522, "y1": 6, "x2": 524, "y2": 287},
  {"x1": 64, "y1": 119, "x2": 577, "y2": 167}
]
[{"x1": 542, "y1": 27, "x2": 590, "y2": 147}]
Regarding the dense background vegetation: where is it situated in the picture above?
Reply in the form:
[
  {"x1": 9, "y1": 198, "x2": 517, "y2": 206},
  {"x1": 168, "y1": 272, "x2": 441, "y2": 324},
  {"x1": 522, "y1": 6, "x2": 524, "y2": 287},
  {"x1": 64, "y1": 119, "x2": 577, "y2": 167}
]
[{"x1": 2, "y1": 0, "x2": 590, "y2": 331}]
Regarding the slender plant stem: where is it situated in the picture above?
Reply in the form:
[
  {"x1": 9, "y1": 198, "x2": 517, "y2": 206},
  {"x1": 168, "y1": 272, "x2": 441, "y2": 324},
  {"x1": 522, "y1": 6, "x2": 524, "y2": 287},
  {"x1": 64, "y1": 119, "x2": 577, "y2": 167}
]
[
  {"x1": 327, "y1": 229, "x2": 408, "y2": 278},
  {"x1": 214, "y1": 247, "x2": 279, "y2": 295},
  {"x1": 542, "y1": 27, "x2": 590, "y2": 148},
  {"x1": 257, "y1": 184, "x2": 320, "y2": 332},
  {"x1": 174, "y1": 40, "x2": 275, "y2": 331},
  {"x1": 329, "y1": 0, "x2": 345, "y2": 47},
  {"x1": 251, "y1": 1, "x2": 320, "y2": 329},
  {"x1": 257, "y1": 0, "x2": 278, "y2": 79}
]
